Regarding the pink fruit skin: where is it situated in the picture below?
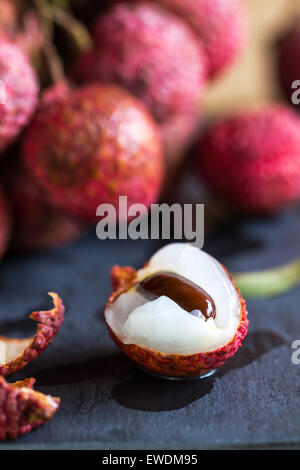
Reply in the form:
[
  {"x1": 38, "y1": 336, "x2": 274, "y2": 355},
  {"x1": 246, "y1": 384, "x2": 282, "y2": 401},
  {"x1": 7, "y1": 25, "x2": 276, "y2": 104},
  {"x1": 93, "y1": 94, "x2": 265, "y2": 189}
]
[
  {"x1": 197, "y1": 104, "x2": 300, "y2": 214},
  {"x1": 0, "y1": 188, "x2": 10, "y2": 258},
  {"x1": 23, "y1": 84, "x2": 164, "y2": 222},
  {"x1": 76, "y1": 2, "x2": 207, "y2": 160},
  {"x1": 0, "y1": 376, "x2": 60, "y2": 440},
  {"x1": 150, "y1": 0, "x2": 247, "y2": 78},
  {"x1": 0, "y1": 293, "x2": 65, "y2": 376},
  {"x1": 0, "y1": 40, "x2": 39, "y2": 153}
]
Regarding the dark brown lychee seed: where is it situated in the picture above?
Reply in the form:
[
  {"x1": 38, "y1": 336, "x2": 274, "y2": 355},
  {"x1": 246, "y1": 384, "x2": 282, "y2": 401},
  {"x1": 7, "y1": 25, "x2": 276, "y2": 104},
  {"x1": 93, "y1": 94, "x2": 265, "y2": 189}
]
[{"x1": 139, "y1": 271, "x2": 216, "y2": 320}]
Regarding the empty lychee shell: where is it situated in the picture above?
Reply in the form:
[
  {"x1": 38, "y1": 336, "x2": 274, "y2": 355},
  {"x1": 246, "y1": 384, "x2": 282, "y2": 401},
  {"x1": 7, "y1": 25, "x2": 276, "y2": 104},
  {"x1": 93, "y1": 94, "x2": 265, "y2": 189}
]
[
  {"x1": 105, "y1": 243, "x2": 248, "y2": 378},
  {"x1": 0, "y1": 293, "x2": 65, "y2": 376},
  {"x1": 0, "y1": 376, "x2": 60, "y2": 440}
]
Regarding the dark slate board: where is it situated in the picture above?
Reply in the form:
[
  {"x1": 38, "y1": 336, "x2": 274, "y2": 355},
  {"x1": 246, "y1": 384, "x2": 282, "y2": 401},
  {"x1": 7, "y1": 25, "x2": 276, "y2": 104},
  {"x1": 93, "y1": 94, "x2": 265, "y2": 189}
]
[{"x1": 0, "y1": 205, "x2": 300, "y2": 449}]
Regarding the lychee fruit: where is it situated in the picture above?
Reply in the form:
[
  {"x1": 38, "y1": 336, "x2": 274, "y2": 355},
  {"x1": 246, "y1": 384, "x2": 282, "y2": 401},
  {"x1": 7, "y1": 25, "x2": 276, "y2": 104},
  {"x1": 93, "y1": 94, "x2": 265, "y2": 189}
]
[
  {"x1": 147, "y1": 0, "x2": 247, "y2": 79},
  {"x1": 76, "y1": 2, "x2": 207, "y2": 167},
  {"x1": 3, "y1": 165, "x2": 85, "y2": 252},
  {"x1": 0, "y1": 39, "x2": 39, "y2": 153},
  {"x1": 277, "y1": 25, "x2": 300, "y2": 104},
  {"x1": 0, "y1": 188, "x2": 11, "y2": 259},
  {"x1": 196, "y1": 104, "x2": 300, "y2": 214},
  {"x1": 105, "y1": 243, "x2": 248, "y2": 379},
  {"x1": 23, "y1": 84, "x2": 164, "y2": 222}
]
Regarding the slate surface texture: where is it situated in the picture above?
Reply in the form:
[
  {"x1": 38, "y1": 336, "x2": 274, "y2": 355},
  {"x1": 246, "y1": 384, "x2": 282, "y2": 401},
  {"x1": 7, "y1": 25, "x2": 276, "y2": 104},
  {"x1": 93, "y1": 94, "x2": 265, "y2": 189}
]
[{"x1": 0, "y1": 206, "x2": 300, "y2": 449}]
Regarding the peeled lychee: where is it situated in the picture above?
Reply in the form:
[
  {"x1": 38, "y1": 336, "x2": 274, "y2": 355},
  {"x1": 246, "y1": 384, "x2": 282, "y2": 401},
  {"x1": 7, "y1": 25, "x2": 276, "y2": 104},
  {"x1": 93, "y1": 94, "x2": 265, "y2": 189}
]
[
  {"x1": 23, "y1": 84, "x2": 164, "y2": 222},
  {"x1": 0, "y1": 39, "x2": 39, "y2": 153},
  {"x1": 76, "y1": 2, "x2": 207, "y2": 165},
  {"x1": 197, "y1": 105, "x2": 300, "y2": 214},
  {"x1": 0, "y1": 188, "x2": 11, "y2": 259},
  {"x1": 277, "y1": 25, "x2": 300, "y2": 103},
  {"x1": 105, "y1": 243, "x2": 248, "y2": 378}
]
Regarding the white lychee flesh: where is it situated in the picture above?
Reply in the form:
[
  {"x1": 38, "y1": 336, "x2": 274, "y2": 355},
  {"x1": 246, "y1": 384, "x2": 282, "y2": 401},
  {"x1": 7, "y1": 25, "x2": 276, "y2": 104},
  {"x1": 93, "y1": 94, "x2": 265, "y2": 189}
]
[{"x1": 105, "y1": 243, "x2": 241, "y2": 355}]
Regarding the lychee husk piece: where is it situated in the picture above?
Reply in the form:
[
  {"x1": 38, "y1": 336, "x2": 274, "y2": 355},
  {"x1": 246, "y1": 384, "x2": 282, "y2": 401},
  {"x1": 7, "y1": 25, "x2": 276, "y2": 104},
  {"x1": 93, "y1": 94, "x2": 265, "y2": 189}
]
[
  {"x1": 0, "y1": 293, "x2": 65, "y2": 376},
  {"x1": 233, "y1": 257, "x2": 300, "y2": 298},
  {"x1": 106, "y1": 264, "x2": 248, "y2": 378},
  {"x1": 0, "y1": 376, "x2": 59, "y2": 440}
]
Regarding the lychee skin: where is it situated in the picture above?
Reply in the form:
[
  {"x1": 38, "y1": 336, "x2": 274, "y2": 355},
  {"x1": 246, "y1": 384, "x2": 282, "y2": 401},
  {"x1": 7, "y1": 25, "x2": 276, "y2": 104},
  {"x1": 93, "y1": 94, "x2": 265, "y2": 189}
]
[
  {"x1": 105, "y1": 266, "x2": 248, "y2": 378},
  {"x1": 76, "y1": 2, "x2": 207, "y2": 162},
  {"x1": 0, "y1": 188, "x2": 10, "y2": 258},
  {"x1": 0, "y1": 40, "x2": 39, "y2": 154},
  {"x1": 129, "y1": 0, "x2": 247, "y2": 78},
  {"x1": 197, "y1": 105, "x2": 300, "y2": 214},
  {"x1": 23, "y1": 84, "x2": 164, "y2": 222},
  {"x1": 278, "y1": 26, "x2": 300, "y2": 103},
  {"x1": 0, "y1": 376, "x2": 60, "y2": 440}
]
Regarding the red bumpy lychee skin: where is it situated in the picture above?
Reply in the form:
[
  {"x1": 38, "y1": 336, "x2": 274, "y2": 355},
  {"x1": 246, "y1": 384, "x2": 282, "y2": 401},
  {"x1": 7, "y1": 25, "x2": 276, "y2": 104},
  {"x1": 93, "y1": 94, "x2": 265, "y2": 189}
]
[
  {"x1": 1, "y1": 82, "x2": 84, "y2": 252},
  {"x1": 196, "y1": 104, "x2": 300, "y2": 214},
  {"x1": 0, "y1": 376, "x2": 60, "y2": 440},
  {"x1": 76, "y1": 2, "x2": 207, "y2": 164},
  {"x1": 277, "y1": 25, "x2": 300, "y2": 103},
  {"x1": 0, "y1": 39, "x2": 39, "y2": 153},
  {"x1": 148, "y1": 0, "x2": 247, "y2": 79},
  {"x1": 0, "y1": 188, "x2": 10, "y2": 258},
  {"x1": 23, "y1": 84, "x2": 164, "y2": 222}
]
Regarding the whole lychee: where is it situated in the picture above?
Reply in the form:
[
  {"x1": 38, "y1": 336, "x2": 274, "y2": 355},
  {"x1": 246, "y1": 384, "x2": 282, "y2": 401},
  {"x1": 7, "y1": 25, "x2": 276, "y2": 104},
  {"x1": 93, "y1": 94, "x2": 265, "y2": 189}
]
[
  {"x1": 277, "y1": 25, "x2": 300, "y2": 104},
  {"x1": 23, "y1": 84, "x2": 164, "y2": 222},
  {"x1": 76, "y1": 2, "x2": 207, "y2": 166},
  {"x1": 3, "y1": 165, "x2": 85, "y2": 252},
  {"x1": 196, "y1": 105, "x2": 300, "y2": 214},
  {"x1": 0, "y1": 188, "x2": 10, "y2": 259},
  {"x1": 105, "y1": 243, "x2": 248, "y2": 378},
  {"x1": 0, "y1": 39, "x2": 39, "y2": 153},
  {"x1": 148, "y1": 0, "x2": 247, "y2": 79}
]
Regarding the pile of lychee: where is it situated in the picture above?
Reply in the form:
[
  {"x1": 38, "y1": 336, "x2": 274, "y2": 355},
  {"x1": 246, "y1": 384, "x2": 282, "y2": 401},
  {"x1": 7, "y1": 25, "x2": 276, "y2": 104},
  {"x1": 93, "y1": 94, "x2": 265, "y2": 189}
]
[{"x1": 1, "y1": 0, "x2": 300, "y2": 262}]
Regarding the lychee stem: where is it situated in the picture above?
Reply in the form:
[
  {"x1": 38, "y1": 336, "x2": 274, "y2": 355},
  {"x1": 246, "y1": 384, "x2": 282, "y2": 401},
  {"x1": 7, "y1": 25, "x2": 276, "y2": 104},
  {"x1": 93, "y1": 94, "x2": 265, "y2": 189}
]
[
  {"x1": 232, "y1": 258, "x2": 300, "y2": 298},
  {"x1": 34, "y1": 0, "x2": 66, "y2": 83},
  {"x1": 51, "y1": 6, "x2": 92, "y2": 54}
]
